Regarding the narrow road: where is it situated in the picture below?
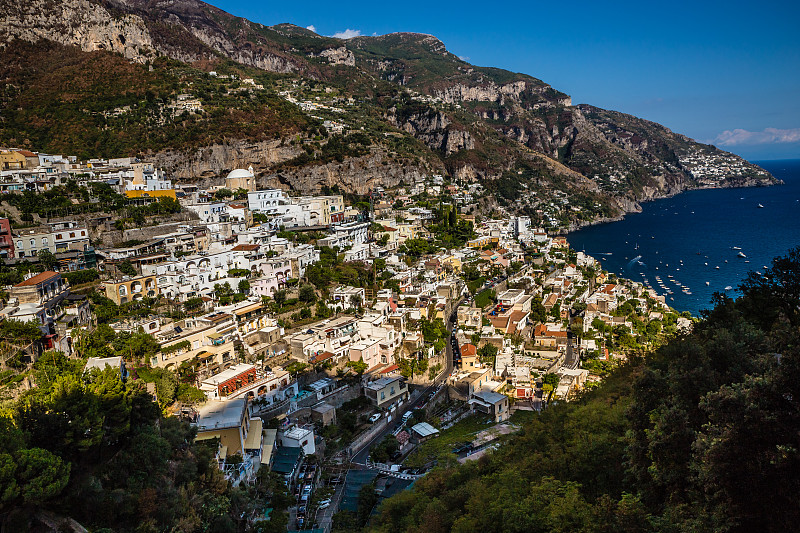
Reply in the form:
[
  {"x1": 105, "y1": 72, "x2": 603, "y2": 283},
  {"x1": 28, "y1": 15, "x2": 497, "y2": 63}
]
[{"x1": 351, "y1": 296, "x2": 463, "y2": 464}]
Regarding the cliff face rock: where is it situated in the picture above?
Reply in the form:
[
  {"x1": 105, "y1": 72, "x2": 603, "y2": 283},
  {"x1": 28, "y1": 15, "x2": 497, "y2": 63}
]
[
  {"x1": 435, "y1": 81, "x2": 527, "y2": 104},
  {"x1": 146, "y1": 139, "x2": 304, "y2": 182},
  {"x1": 392, "y1": 110, "x2": 474, "y2": 155},
  {"x1": 317, "y1": 46, "x2": 356, "y2": 67},
  {"x1": 261, "y1": 149, "x2": 433, "y2": 194},
  {"x1": 0, "y1": 0, "x2": 156, "y2": 62}
]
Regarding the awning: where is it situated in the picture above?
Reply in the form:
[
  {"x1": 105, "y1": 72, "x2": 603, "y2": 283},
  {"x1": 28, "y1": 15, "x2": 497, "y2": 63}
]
[
  {"x1": 244, "y1": 419, "x2": 263, "y2": 450},
  {"x1": 207, "y1": 332, "x2": 222, "y2": 340},
  {"x1": 261, "y1": 444, "x2": 273, "y2": 465}
]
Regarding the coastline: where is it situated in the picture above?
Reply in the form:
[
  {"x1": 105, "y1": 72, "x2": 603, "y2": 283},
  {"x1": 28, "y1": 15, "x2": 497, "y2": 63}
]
[{"x1": 561, "y1": 175, "x2": 782, "y2": 235}]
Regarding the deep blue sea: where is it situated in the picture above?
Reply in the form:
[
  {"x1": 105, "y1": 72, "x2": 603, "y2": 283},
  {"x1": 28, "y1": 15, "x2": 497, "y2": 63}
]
[{"x1": 568, "y1": 159, "x2": 800, "y2": 316}]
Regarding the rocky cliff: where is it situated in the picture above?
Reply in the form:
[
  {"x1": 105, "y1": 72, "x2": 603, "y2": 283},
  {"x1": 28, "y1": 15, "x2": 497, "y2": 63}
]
[{"x1": 0, "y1": 0, "x2": 778, "y2": 226}]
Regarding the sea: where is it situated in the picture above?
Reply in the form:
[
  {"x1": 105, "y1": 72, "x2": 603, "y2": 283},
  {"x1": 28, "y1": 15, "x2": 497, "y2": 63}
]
[{"x1": 567, "y1": 159, "x2": 800, "y2": 316}]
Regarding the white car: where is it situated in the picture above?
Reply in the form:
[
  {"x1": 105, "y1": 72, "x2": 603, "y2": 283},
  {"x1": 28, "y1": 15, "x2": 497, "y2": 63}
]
[
  {"x1": 318, "y1": 498, "x2": 331, "y2": 509},
  {"x1": 369, "y1": 413, "x2": 381, "y2": 423}
]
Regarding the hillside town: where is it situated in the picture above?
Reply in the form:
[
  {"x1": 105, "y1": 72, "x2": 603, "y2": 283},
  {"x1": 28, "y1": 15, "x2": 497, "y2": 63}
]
[{"x1": 0, "y1": 148, "x2": 689, "y2": 531}]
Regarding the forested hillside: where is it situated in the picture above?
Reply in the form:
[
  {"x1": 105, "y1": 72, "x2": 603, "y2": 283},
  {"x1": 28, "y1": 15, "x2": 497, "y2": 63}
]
[
  {"x1": 366, "y1": 249, "x2": 800, "y2": 533},
  {"x1": 0, "y1": 351, "x2": 290, "y2": 532}
]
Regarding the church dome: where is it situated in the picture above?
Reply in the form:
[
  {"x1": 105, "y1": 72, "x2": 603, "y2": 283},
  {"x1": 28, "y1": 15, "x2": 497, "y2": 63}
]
[{"x1": 226, "y1": 167, "x2": 254, "y2": 179}]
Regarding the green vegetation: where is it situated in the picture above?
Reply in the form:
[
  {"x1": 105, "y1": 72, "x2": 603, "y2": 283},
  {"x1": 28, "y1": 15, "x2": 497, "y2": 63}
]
[
  {"x1": 305, "y1": 247, "x2": 373, "y2": 290},
  {"x1": 0, "y1": 41, "x2": 311, "y2": 159},
  {"x1": 366, "y1": 249, "x2": 800, "y2": 532},
  {"x1": 0, "y1": 350, "x2": 290, "y2": 531},
  {"x1": 62, "y1": 269, "x2": 99, "y2": 286},
  {"x1": 473, "y1": 288, "x2": 495, "y2": 309},
  {"x1": 403, "y1": 414, "x2": 492, "y2": 469}
]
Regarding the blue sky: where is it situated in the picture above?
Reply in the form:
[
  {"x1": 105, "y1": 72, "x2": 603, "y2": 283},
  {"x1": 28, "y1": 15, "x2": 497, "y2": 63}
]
[{"x1": 213, "y1": 0, "x2": 800, "y2": 161}]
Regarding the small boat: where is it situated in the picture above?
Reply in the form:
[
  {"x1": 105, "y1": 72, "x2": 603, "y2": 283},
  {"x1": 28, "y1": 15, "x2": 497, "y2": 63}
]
[
  {"x1": 758, "y1": 203, "x2": 764, "y2": 208},
  {"x1": 732, "y1": 246, "x2": 741, "y2": 250},
  {"x1": 737, "y1": 252, "x2": 747, "y2": 258},
  {"x1": 705, "y1": 281, "x2": 710, "y2": 286},
  {"x1": 716, "y1": 266, "x2": 720, "y2": 270},
  {"x1": 724, "y1": 285, "x2": 733, "y2": 291}
]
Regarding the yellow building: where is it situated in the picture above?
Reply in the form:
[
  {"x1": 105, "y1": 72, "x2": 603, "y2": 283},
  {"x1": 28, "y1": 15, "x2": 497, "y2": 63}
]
[
  {"x1": 104, "y1": 275, "x2": 159, "y2": 304},
  {"x1": 125, "y1": 189, "x2": 177, "y2": 201},
  {"x1": 0, "y1": 150, "x2": 27, "y2": 170},
  {"x1": 194, "y1": 398, "x2": 264, "y2": 458},
  {"x1": 467, "y1": 236, "x2": 499, "y2": 248}
]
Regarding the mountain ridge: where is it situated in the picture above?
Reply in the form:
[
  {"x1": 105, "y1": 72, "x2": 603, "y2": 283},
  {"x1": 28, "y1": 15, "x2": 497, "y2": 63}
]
[{"x1": 0, "y1": 0, "x2": 778, "y2": 229}]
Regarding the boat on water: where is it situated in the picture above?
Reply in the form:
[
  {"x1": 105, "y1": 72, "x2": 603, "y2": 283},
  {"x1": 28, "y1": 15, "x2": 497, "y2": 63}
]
[
  {"x1": 732, "y1": 246, "x2": 741, "y2": 250},
  {"x1": 716, "y1": 266, "x2": 720, "y2": 270},
  {"x1": 758, "y1": 203, "x2": 764, "y2": 208},
  {"x1": 705, "y1": 281, "x2": 710, "y2": 286},
  {"x1": 737, "y1": 252, "x2": 747, "y2": 258},
  {"x1": 724, "y1": 286, "x2": 733, "y2": 290}
]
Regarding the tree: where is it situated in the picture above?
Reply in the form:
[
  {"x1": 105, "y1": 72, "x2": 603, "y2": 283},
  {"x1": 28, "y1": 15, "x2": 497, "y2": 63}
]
[
  {"x1": 543, "y1": 373, "x2": 560, "y2": 388},
  {"x1": 299, "y1": 284, "x2": 316, "y2": 304},
  {"x1": 118, "y1": 260, "x2": 137, "y2": 277},
  {"x1": 346, "y1": 358, "x2": 368, "y2": 376},
  {"x1": 477, "y1": 343, "x2": 498, "y2": 364},
  {"x1": 237, "y1": 279, "x2": 250, "y2": 294},
  {"x1": 183, "y1": 296, "x2": 204, "y2": 314},
  {"x1": 37, "y1": 249, "x2": 58, "y2": 272},
  {"x1": 349, "y1": 294, "x2": 362, "y2": 309},
  {"x1": 273, "y1": 290, "x2": 287, "y2": 309}
]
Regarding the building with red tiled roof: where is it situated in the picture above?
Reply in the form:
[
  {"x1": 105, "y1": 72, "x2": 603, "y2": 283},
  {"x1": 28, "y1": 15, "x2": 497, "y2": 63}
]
[
  {"x1": 15, "y1": 271, "x2": 60, "y2": 287},
  {"x1": 231, "y1": 244, "x2": 260, "y2": 252},
  {"x1": 460, "y1": 343, "x2": 477, "y2": 357},
  {"x1": 379, "y1": 364, "x2": 400, "y2": 374}
]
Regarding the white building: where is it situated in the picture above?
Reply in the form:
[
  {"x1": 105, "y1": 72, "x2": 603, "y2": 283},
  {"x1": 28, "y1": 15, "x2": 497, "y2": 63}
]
[
  {"x1": 317, "y1": 221, "x2": 369, "y2": 250},
  {"x1": 247, "y1": 189, "x2": 291, "y2": 213},
  {"x1": 279, "y1": 426, "x2": 315, "y2": 455}
]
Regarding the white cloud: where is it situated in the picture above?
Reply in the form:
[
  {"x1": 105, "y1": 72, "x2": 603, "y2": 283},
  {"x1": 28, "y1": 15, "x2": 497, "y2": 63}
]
[
  {"x1": 306, "y1": 25, "x2": 317, "y2": 33},
  {"x1": 331, "y1": 29, "x2": 361, "y2": 39},
  {"x1": 712, "y1": 127, "x2": 800, "y2": 147}
]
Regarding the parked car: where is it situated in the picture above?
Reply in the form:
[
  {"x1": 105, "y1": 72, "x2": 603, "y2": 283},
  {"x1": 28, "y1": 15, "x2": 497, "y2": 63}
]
[
  {"x1": 297, "y1": 505, "x2": 306, "y2": 517},
  {"x1": 318, "y1": 499, "x2": 332, "y2": 509},
  {"x1": 369, "y1": 413, "x2": 381, "y2": 423},
  {"x1": 300, "y1": 486, "x2": 312, "y2": 502}
]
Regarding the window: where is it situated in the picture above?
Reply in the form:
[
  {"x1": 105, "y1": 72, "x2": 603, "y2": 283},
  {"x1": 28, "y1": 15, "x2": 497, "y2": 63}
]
[
  {"x1": 390, "y1": 386, "x2": 395, "y2": 396},
  {"x1": 30, "y1": 239, "x2": 35, "y2": 247},
  {"x1": 57, "y1": 234, "x2": 62, "y2": 239},
  {"x1": 380, "y1": 391, "x2": 385, "y2": 400},
  {"x1": 81, "y1": 231, "x2": 85, "y2": 236},
  {"x1": 69, "y1": 232, "x2": 75, "y2": 238},
  {"x1": 42, "y1": 238, "x2": 48, "y2": 246}
]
